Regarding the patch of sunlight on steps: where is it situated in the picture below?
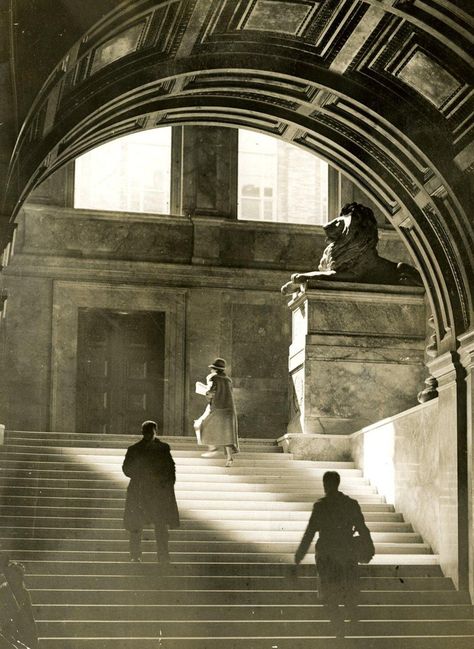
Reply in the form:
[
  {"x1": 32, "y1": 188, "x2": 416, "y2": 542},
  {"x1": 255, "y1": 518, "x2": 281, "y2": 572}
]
[{"x1": 1, "y1": 430, "x2": 473, "y2": 649}]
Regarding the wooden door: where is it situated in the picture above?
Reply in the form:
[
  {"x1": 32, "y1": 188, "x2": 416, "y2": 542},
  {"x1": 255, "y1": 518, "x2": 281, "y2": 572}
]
[{"x1": 76, "y1": 309, "x2": 165, "y2": 434}]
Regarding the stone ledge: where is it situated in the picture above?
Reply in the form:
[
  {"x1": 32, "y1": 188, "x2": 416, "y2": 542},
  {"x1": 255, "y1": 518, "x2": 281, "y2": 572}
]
[
  {"x1": 277, "y1": 432, "x2": 352, "y2": 461},
  {"x1": 289, "y1": 282, "x2": 425, "y2": 309}
]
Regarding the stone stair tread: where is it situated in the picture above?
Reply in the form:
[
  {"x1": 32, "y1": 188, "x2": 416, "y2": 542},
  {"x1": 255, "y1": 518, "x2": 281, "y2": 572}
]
[
  {"x1": 31, "y1": 589, "x2": 472, "y2": 605},
  {"x1": 34, "y1": 603, "x2": 474, "y2": 621},
  {"x1": 0, "y1": 453, "x2": 356, "y2": 469},
  {"x1": 0, "y1": 501, "x2": 395, "y2": 513},
  {"x1": 1, "y1": 445, "x2": 290, "y2": 458},
  {"x1": 0, "y1": 483, "x2": 377, "y2": 494},
  {"x1": 0, "y1": 520, "x2": 413, "y2": 535},
  {"x1": 18, "y1": 560, "x2": 444, "y2": 575},
  {"x1": 0, "y1": 432, "x2": 467, "y2": 647},
  {"x1": 37, "y1": 639, "x2": 474, "y2": 649},
  {"x1": 3, "y1": 551, "x2": 439, "y2": 564},
  {"x1": 34, "y1": 619, "x2": 474, "y2": 636},
  {"x1": 0, "y1": 510, "x2": 404, "y2": 524}
]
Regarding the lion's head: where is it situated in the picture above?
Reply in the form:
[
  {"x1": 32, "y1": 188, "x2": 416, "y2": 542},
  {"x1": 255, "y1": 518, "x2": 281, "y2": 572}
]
[{"x1": 318, "y1": 202, "x2": 379, "y2": 272}]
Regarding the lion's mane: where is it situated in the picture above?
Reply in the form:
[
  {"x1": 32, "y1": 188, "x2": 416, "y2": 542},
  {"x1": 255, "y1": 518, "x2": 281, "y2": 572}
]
[{"x1": 318, "y1": 203, "x2": 379, "y2": 273}]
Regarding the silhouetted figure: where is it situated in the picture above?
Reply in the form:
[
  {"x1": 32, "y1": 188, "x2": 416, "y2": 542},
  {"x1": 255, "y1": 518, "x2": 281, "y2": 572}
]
[
  {"x1": 194, "y1": 358, "x2": 239, "y2": 467},
  {"x1": 123, "y1": 420, "x2": 180, "y2": 565},
  {"x1": 294, "y1": 471, "x2": 374, "y2": 634},
  {"x1": 0, "y1": 559, "x2": 38, "y2": 649}
]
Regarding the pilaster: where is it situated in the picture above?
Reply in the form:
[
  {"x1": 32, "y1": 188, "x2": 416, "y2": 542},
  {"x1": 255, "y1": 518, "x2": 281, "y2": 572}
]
[
  {"x1": 428, "y1": 349, "x2": 468, "y2": 590},
  {"x1": 459, "y1": 329, "x2": 474, "y2": 600}
]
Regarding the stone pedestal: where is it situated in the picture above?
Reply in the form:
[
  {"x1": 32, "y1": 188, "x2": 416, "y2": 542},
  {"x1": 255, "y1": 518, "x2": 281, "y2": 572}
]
[{"x1": 287, "y1": 281, "x2": 426, "y2": 435}]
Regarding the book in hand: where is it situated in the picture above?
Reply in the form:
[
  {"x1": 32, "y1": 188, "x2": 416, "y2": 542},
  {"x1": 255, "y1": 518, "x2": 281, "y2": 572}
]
[{"x1": 195, "y1": 381, "x2": 208, "y2": 396}]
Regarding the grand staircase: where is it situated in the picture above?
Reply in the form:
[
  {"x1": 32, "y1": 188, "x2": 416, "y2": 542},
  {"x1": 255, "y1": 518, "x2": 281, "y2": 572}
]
[{"x1": 0, "y1": 430, "x2": 473, "y2": 648}]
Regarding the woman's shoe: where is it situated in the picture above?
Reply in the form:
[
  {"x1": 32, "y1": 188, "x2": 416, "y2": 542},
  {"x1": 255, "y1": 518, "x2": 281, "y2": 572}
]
[
  {"x1": 201, "y1": 450, "x2": 221, "y2": 458},
  {"x1": 225, "y1": 458, "x2": 234, "y2": 467}
]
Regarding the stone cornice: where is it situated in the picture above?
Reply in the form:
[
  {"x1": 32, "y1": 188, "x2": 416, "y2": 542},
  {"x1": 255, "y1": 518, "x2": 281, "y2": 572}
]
[
  {"x1": 459, "y1": 329, "x2": 474, "y2": 370},
  {"x1": 22, "y1": 202, "x2": 403, "y2": 239},
  {"x1": 4, "y1": 253, "x2": 289, "y2": 293},
  {"x1": 22, "y1": 203, "x2": 192, "y2": 226},
  {"x1": 427, "y1": 350, "x2": 460, "y2": 385},
  {"x1": 288, "y1": 282, "x2": 425, "y2": 309}
]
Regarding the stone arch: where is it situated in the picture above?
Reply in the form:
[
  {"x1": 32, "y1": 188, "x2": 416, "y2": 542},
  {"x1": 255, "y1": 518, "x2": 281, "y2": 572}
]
[{"x1": 2, "y1": 1, "x2": 473, "y2": 347}]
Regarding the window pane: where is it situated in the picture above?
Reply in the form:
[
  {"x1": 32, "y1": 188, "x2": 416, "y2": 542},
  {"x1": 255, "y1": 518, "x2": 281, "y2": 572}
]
[
  {"x1": 238, "y1": 129, "x2": 328, "y2": 225},
  {"x1": 242, "y1": 183, "x2": 260, "y2": 197},
  {"x1": 74, "y1": 128, "x2": 172, "y2": 214},
  {"x1": 241, "y1": 198, "x2": 260, "y2": 220}
]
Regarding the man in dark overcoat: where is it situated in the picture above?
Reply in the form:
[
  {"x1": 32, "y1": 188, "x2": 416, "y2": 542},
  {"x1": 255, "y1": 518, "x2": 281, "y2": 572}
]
[
  {"x1": 294, "y1": 471, "x2": 374, "y2": 634},
  {"x1": 122, "y1": 420, "x2": 179, "y2": 564}
]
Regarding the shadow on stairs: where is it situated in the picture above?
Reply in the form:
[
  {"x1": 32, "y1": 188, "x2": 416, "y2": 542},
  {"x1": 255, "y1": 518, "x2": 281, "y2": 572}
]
[{"x1": 0, "y1": 431, "x2": 473, "y2": 648}]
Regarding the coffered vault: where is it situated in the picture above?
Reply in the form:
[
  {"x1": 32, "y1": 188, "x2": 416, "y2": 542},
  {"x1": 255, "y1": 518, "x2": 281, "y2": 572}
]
[{"x1": 0, "y1": 0, "x2": 473, "y2": 346}]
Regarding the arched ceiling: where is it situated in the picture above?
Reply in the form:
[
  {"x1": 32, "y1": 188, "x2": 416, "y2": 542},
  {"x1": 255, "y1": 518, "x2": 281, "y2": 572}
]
[{"x1": 0, "y1": 0, "x2": 473, "y2": 347}]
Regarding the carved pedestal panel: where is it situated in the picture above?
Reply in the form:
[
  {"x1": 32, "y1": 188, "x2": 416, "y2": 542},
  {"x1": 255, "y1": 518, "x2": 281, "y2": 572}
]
[{"x1": 287, "y1": 281, "x2": 426, "y2": 435}]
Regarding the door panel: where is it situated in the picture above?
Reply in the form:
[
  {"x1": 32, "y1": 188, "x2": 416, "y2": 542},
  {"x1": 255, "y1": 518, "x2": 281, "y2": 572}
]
[{"x1": 76, "y1": 309, "x2": 165, "y2": 434}]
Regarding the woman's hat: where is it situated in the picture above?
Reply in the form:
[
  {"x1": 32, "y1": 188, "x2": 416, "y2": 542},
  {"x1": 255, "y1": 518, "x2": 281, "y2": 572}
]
[{"x1": 209, "y1": 358, "x2": 226, "y2": 371}]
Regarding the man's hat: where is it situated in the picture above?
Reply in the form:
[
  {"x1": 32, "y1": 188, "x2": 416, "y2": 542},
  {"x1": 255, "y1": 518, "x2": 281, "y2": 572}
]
[{"x1": 209, "y1": 358, "x2": 226, "y2": 371}]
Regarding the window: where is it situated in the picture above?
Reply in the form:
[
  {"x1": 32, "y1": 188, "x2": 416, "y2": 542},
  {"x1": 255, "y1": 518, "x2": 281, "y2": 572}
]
[
  {"x1": 238, "y1": 129, "x2": 328, "y2": 225},
  {"x1": 74, "y1": 128, "x2": 172, "y2": 214}
]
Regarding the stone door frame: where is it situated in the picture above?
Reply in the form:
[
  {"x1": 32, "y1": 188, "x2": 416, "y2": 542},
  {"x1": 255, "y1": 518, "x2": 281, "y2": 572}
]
[{"x1": 50, "y1": 280, "x2": 186, "y2": 434}]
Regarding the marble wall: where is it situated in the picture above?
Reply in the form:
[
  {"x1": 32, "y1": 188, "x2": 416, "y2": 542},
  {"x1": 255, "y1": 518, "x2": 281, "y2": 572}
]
[
  {"x1": 352, "y1": 399, "x2": 461, "y2": 588},
  {"x1": 14, "y1": 204, "x2": 410, "y2": 271},
  {"x1": 1, "y1": 206, "x2": 295, "y2": 437},
  {"x1": 0, "y1": 203, "x2": 422, "y2": 438},
  {"x1": 0, "y1": 274, "x2": 53, "y2": 430}
]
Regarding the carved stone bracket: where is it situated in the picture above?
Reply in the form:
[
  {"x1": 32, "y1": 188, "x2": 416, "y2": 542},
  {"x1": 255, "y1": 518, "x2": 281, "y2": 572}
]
[{"x1": 418, "y1": 314, "x2": 439, "y2": 403}]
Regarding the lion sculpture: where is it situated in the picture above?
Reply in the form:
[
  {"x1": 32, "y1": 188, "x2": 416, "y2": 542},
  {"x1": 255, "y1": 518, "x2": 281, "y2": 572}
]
[{"x1": 281, "y1": 202, "x2": 423, "y2": 295}]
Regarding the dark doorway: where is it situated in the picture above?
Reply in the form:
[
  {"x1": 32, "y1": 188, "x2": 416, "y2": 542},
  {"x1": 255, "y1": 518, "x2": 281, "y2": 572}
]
[{"x1": 76, "y1": 309, "x2": 166, "y2": 434}]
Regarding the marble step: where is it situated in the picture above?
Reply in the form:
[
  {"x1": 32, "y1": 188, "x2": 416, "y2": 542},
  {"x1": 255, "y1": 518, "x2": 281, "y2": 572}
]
[
  {"x1": 20, "y1": 561, "x2": 443, "y2": 577},
  {"x1": 0, "y1": 467, "x2": 370, "y2": 491},
  {"x1": 0, "y1": 538, "x2": 432, "y2": 553},
  {"x1": 0, "y1": 452, "x2": 355, "y2": 470},
  {"x1": 0, "y1": 471, "x2": 375, "y2": 486},
  {"x1": 0, "y1": 457, "x2": 362, "y2": 481},
  {"x1": 35, "y1": 603, "x2": 473, "y2": 621},
  {"x1": 1, "y1": 445, "x2": 291, "y2": 460},
  {"x1": 5, "y1": 432, "x2": 279, "y2": 443},
  {"x1": 31, "y1": 588, "x2": 471, "y2": 606},
  {"x1": 0, "y1": 479, "x2": 380, "y2": 500},
  {"x1": 4, "y1": 551, "x2": 440, "y2": 564},
  {"x1": 0, "y1": 521, "x2": 414, "y2": 538},
  {"x1": 22, "y1": 574, "x2": 453, "y2": 591},
  {"x1": 0, "y1": 474, "x2": 373, "y2": 488},
  {"x1": 0, "y1": 492, "x2": 386, "y2": 507},
  {"x1": 0, "y1": 502, "x2": 397, "y2": 517},
  {"x1": 35, "y1": 619, "x2": 474, "y2": 637},
  {"x1": 4, "y1": 434, "x2": 282, "y2": 452},
  {"x1": 0, "y1": 435, "x2": 467, "y2": 649},
  {"x1": 0, "y1": 466, "x2": 364, "y2": 484},
  {"x1": 0, "y1": 510, "x2": 404, "y2": 525},
  {"x1": 0, "y1": 528, "x2": 421, "y2": 543},
  {"x1": 38, "y1": 638, "x2": 474, "y2": 649}
]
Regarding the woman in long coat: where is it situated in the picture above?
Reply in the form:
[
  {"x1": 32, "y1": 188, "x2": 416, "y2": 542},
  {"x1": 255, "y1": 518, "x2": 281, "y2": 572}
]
[{"x1": 194, "y1": 358, "x2": 239, "y2": 467}]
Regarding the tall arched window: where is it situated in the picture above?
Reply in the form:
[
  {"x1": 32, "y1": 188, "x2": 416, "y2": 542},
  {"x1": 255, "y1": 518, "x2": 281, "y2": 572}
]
[
  {"x1": 73, "y1": 126, "x2": 329, "y2": 223},
  {"x1": 74, "y1": 128, "x2": 172, "y2": 214},
  {"x1": 238, "y1": 129, "x2": 328, "y2": 225}
]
